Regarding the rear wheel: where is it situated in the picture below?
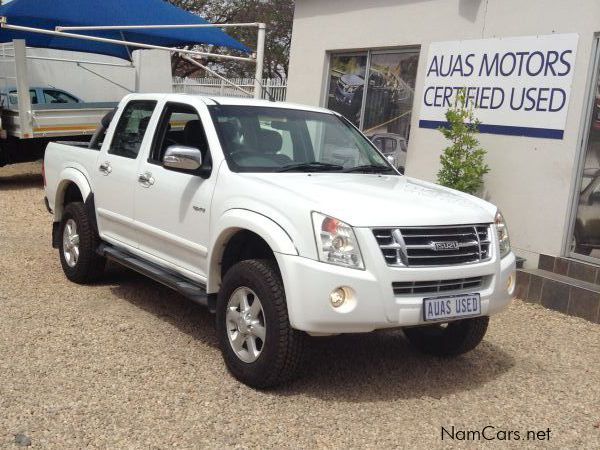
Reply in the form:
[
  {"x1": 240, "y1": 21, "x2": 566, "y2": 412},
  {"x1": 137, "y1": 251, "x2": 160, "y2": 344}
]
[
  {"x1": 59, "y1": 202, "x2": 105, "y2": 284},
  {"x1": 404, "y1": 316, "x2": 489, "y2": 357},
  {"x1": 216, "y1": 259, "x2": 306, "y2": 388}
]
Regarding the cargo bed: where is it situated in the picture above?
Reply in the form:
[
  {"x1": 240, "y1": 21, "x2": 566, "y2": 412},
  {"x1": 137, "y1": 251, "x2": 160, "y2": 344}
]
[{"x1": 1, "y1": 101, "x2": 117, "y2": 140}]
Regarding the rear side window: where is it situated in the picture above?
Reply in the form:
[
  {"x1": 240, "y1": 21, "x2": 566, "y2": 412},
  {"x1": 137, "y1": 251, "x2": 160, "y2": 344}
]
[{"x1": 109, "y1": 100, "x2": 157, "y2": 159}]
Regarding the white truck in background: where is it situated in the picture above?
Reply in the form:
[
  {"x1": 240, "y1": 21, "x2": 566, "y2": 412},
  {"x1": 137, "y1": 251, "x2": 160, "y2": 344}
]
[{"x1": 43, "y1": 93, "x2": 516, "y2": 388}]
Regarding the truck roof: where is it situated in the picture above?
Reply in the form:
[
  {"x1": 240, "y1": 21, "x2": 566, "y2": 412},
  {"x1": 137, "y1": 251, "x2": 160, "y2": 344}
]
[{"x1": 125, "y1": 93, "x2": 334, "y2": 115}]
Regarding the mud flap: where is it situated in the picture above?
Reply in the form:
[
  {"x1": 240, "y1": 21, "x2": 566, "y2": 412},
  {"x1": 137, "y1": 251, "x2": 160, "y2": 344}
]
[{"x1": 52, "y1": 222, "x2": 60, "y2": 248}]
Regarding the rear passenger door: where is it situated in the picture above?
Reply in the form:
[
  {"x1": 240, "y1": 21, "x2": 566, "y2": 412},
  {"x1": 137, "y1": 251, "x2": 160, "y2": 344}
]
[
  {"x1": 133, "y1": 101, "x2": 216, "y2": 280},
  {"x1": 94, "y1": 100, "x2": 157, "y2": 248}
]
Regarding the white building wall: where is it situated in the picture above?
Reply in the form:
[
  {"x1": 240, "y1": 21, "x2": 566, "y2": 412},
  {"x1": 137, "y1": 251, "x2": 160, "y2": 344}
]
[{"x1": 287, "y1": 0, "x2": 600, "y2": 267}]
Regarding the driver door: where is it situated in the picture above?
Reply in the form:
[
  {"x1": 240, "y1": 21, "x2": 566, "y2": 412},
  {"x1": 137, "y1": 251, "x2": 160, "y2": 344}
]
[{"x1": 134, "y1": 101, "x2": 216, "y2": 280}]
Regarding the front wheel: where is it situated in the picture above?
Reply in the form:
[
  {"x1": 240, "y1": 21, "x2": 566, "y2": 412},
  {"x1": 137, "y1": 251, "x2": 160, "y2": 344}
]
[
  {"x1": 404, "y1": 316, "x2": 489, "y2": 357},
  {"x1": 216, "y1": 259, "x2": 306, "y2": 388}
]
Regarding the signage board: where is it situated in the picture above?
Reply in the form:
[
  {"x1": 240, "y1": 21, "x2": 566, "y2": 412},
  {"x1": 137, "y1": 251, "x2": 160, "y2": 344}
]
[{"x1": 419, "y1": 34, "x2": 579, "y2": 139}]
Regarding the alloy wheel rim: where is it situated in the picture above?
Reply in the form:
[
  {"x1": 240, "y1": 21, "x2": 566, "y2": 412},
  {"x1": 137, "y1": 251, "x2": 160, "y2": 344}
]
[
  {"x1": 226, "y1": 287, "x2": 266, "y2": 363},
  {"x1": 62, "y1": 219, "x2": 80, "y2": 268}
]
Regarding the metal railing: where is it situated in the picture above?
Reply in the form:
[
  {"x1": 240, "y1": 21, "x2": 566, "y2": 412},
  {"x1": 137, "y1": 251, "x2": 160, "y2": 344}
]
[{"x1": 173, "y1": 76, "x2": 287, "y2": 101}]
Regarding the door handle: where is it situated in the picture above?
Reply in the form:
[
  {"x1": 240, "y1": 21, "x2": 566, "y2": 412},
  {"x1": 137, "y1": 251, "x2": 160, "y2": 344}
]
[
  {"x1": 138, "y1": 172, "x2": 155, "y2": 187},
  {"x1": 99, "y1": 162, "x2": 112, "y2": 175}
]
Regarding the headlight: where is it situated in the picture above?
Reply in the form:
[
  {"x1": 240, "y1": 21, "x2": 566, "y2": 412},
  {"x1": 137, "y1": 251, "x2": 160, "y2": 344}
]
[
  {"x1": 495, "y1": 210, "x2": 511, "y2": 258},
  {"x1": 312, "y1": 212, "x2": 364, "y2": 269}
]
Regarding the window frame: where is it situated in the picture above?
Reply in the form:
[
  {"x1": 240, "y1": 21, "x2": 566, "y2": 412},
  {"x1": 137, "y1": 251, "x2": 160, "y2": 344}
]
[
  {"x1": 148, "y1": 101, "x2": 212, "y2": 178},
  {"x1": 564, "y1": 34, "x2": 600, "y2": 261},
  {"x1": 107, "y1": 99, "x2": 158, "y2": 160}
]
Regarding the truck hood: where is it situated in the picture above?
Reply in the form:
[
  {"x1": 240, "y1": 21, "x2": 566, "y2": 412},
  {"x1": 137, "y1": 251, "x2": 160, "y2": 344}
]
[{"x1": 241, "y1": 173, "x2": 496, "y2": 227}]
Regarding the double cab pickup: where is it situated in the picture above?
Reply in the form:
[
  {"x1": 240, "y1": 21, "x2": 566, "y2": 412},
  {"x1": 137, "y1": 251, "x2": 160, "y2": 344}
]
[{"x1": 44, "y1": 94, "x2": 516, "y2": 387}]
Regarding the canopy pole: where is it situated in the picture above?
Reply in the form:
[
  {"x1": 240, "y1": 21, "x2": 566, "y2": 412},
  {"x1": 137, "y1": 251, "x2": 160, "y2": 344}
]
[
  {"x1": 77, "y1": 63, "x2": 134, "y2": 93},
  {"x1": 0, "y1": 20, "x2": 255, "y2": 63},
  {"x1": 13, "y1": 40, "x2": 33, "y2": 138},
  {"x1": 25, "y1": 55, "x2": 133, "y2": 67},
  {"x1": 253, "y1": 23, "x2": 266, "y2": 99},
  {"x1": 56, "y1": 23, "x2": 262, "y2": 31},
  {"x1": 180, "y1": 55, "x2": 253, "y2": 97}
]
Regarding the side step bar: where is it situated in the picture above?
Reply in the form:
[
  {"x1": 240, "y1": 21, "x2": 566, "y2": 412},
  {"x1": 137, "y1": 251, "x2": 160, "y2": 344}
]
[{"x1": 99, "y1": 244, "x2": 213, "y2": 311}]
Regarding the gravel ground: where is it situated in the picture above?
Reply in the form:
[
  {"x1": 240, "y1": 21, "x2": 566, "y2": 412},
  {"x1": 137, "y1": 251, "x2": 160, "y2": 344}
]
[{"x1": 1, "y1": 161, "x2": 599, "y2": 449}]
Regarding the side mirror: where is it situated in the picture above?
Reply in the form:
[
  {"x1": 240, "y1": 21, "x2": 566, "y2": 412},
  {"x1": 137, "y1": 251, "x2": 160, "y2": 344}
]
[
  {"x1": 163, "y1": 145, "x2": 203, "y2": 172},
  {"x1": 386, "y1": 155, "x2": 396, "y2": 166}
]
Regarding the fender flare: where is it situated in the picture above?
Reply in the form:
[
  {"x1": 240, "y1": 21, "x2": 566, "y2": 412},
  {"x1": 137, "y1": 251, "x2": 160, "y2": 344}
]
[
  {"x1": 53, "y1": 167, "x2": 92, "y2": 222},
  {"x1": 207, "y1": 209, "x2": 298, "y2": 293}
]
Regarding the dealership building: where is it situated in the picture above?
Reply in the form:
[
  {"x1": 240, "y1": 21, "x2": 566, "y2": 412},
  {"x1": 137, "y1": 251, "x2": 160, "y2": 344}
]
[{"x1": 286, "y1": 0, "x2": 600, "y2": 319}]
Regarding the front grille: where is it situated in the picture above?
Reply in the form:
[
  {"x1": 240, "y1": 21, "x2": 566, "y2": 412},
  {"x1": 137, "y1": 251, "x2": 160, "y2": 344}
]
[
  {"x1": 392, "y1": 276, "x2": 486, "y2": 296},
  {"x1": 373, "y1": 224, "x2": 492, "y2": 267}
]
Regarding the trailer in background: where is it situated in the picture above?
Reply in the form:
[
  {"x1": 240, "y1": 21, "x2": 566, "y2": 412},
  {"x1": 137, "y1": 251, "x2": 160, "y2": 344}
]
[
  {"x1": 0, "y1": 1, "x2": 267, "y2": 167},
  {"x1": 0, "y1": 41, "x2": 121, "y2": 165}
]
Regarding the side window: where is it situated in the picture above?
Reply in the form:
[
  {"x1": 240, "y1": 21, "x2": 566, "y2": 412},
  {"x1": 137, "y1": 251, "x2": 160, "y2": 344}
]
[
  {"x1": 384, "y1": 138, "x2": 397, "y2": 153},
  {"x1": 150, "y1": 103, "x2": 209, "y2": 164},
  {"x1": 372, "y1": 137, "x2": 384, "y2": 152},
  {"x1": 8, "y1": 91, "x2": 18, "y2": 105},
  {"x1": 7, "y1": 90, "x2": 38, "y2": 105},
  {"x1": 43, "y1": 89, "x2": 78, "y2": 104},
  {"x1": 30, "y1": 90, "x2": 38, "y2": 105},
  {"x1": 109, "y1": 100, "x2": 157, "y2": 159}
]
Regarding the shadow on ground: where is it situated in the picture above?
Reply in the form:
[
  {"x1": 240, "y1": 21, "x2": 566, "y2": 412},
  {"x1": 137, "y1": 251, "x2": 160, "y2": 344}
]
[
  {"x1": 104, "y1": 263, "x2": 219, "y2": 350},
  {"x1": 104, "y1": 263, "x2": 515, "y2": 402},
  {"x1": 0, "y1": 173, "x2": 43, "y2": 191},
  {"x1": 284, "y1": 333, "x2": 514, "y2": 402}
]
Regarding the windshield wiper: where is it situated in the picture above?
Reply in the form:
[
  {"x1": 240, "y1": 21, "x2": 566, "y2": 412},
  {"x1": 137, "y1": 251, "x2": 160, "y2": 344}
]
[
  {"x1": 343, "y1": 164, "x2": 395, "y2": 174},
  {"x1": 276, "y1": 162, "x2": 343, "y2": 172}
]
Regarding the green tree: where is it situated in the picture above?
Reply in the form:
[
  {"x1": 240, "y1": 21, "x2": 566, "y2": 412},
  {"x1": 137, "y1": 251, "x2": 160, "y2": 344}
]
[
  {"x1": 437, "y1": 89, "x2": 490, "y2": 195},
  {"x1": 168, "y1": 0, "x2": 294, "y2": 80}
]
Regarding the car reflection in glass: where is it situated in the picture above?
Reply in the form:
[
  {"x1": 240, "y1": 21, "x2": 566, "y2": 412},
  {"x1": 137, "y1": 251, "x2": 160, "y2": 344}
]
[
  {"x1": 334, "y1": 70, "x2": 387, "y2": 121},
  {"x1": 368, "y1": 132, "x2": 407, "y2": 173}
]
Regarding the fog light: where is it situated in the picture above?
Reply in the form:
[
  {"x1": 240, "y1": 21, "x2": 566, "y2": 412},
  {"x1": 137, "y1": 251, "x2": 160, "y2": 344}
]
[{"x1": 330, "y1": 287, "x2": 347, "y2": 308}]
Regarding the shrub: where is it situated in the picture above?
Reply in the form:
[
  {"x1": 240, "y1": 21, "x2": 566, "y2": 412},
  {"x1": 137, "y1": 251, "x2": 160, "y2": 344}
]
[{"x1": 437, "y1": 89, "x2": 490, "y2": 195}]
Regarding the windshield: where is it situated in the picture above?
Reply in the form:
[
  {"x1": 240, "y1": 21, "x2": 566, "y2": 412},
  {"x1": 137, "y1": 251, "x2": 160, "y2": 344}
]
[{"x1": 208, "y1": 105, "x2": 396, "y2": 174}]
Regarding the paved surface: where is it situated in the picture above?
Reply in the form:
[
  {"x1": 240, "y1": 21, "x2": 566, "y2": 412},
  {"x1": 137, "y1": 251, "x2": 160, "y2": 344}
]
[{"x1": 1, "y1": 162, "x2": 599, "y2": 449}]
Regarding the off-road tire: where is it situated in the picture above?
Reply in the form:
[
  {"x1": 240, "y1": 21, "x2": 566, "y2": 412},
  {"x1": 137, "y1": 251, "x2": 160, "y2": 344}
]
[
  {"x1": 59, "y1": 202, "x2": 106, "y2": 284},
  {"x1": 216, "y1": 259, "x2": 307, "y2": 389},
  {"x1": 404, "y1": 316, "x2": 489, "y2": 357}
]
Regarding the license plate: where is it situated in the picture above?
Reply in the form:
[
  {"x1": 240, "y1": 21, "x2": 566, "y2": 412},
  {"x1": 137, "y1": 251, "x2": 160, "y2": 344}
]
[{"x1": 423, "y1": 293, "x2": 481, "y2": 321}]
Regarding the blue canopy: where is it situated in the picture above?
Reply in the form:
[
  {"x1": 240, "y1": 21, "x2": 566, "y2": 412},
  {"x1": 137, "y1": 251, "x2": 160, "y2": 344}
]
[{"x1": 0, "y1": 0, "x2": 249, "y2": 60}]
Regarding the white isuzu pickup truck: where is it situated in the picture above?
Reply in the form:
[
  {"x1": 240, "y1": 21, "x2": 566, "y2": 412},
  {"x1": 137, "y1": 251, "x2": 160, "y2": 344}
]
[{"x1": 44, "y1": 93, "x2": 516, "y2": 388}]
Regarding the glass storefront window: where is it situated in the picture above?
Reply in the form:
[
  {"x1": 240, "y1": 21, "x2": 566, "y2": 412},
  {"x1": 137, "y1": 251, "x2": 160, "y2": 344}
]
[
  {"x1": 326, "y1": 53, "x2": 368, "y2": 127},
  {"x1": 570, "y1": 51, "x2": 600, "y2": 259},
  {"x1": 326, "y1": 49, "x2": 419, "y2": 171}
]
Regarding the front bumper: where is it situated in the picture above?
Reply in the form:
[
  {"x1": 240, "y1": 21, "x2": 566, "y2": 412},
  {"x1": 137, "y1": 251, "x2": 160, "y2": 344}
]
[{"x1": 275, "y1": 228, "x2": 516, "y2": 334}]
